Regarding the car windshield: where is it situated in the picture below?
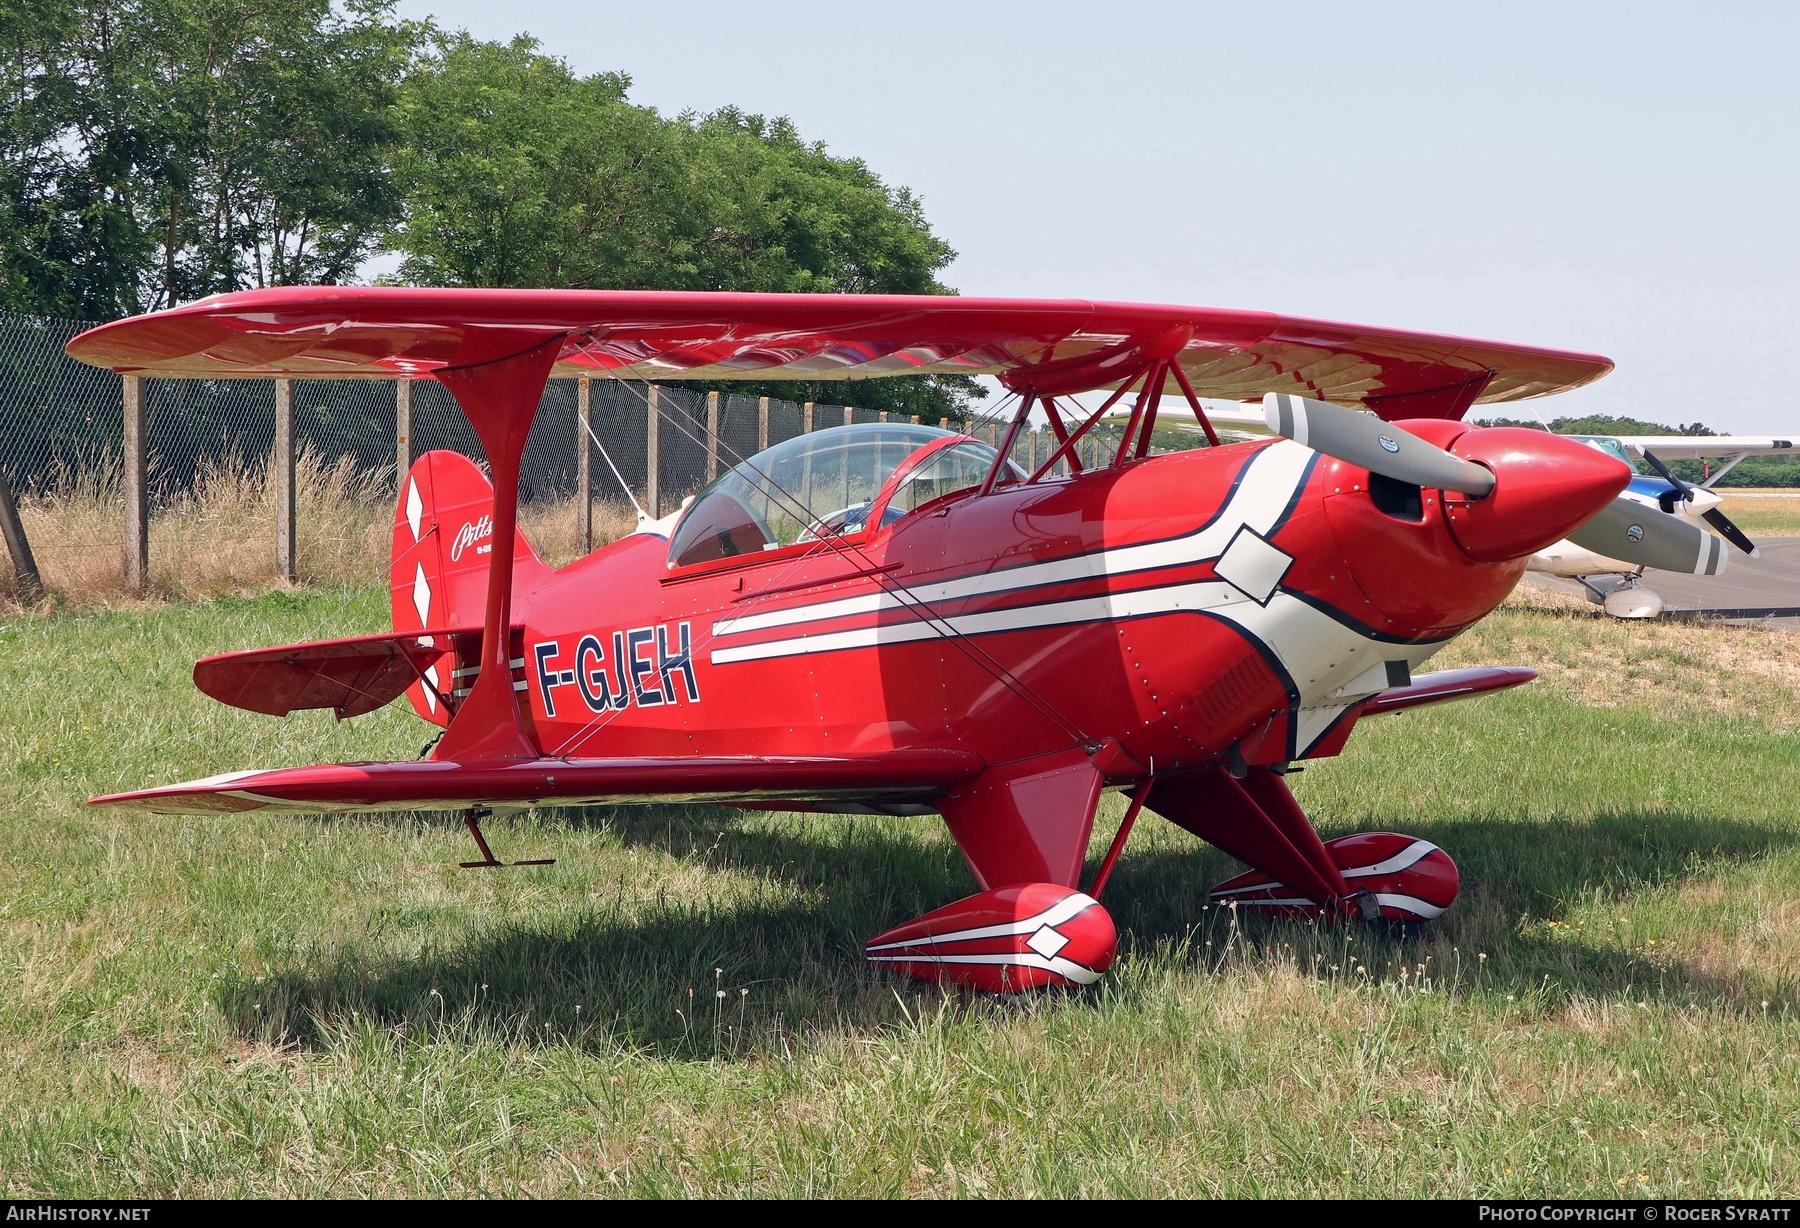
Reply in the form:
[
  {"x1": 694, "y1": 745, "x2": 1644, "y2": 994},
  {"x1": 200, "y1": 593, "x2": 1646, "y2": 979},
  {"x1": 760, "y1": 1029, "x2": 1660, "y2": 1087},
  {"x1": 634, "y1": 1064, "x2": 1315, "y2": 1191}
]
[{"x1": 669, "y1": 423, "x2": 958, "y2": 568}]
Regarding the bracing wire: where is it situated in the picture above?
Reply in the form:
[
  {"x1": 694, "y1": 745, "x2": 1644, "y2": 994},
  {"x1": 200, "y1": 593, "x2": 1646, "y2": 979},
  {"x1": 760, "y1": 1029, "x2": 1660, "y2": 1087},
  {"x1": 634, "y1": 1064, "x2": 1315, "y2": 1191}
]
[
  {"x1": 552, "y1": 379, "x2": 1090, "y2": 756},
  {"x1": 576, "y1": 407, "x2": 651, "y2": 524},
  {"x1": 546, "y1": 376, "x2": 1094, "y2": 758}
]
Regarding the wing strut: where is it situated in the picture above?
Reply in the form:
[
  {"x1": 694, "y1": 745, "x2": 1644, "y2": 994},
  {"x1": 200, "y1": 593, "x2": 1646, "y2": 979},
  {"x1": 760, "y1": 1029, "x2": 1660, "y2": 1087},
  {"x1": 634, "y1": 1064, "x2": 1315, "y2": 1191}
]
[
  {"x1": 1168, "y1": 361, "x2": 1221, "y2": 447},
  {"x1": 1027, "y1": 377, "x2": 1137, "y2": 481},
  {"x1": 430, "y1": 332, "x2": 566, "y2": 762},
  {"x1": 978, "y1": 392, "x2": 1035, "y2": 496},
  {"x1": 1115, "y1": 359, "x2": 1169, "y2": 464},
  {"x1": 1040, "y1": 397, "x2": 1080, "y2": 473}
]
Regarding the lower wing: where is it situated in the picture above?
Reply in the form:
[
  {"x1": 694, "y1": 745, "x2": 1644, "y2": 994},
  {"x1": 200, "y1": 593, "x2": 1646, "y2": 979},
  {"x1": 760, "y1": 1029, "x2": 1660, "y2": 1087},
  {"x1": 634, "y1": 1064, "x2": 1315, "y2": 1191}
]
[{"x1": 90, "y1": 750, "x2": 985, "y2": 816}]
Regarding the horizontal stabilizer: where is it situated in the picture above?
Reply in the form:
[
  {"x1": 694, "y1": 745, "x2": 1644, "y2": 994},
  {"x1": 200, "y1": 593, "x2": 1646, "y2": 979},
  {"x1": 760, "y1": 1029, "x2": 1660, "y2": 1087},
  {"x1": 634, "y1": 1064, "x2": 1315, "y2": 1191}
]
[
  {"x1": 1360, "y1": 666, "x2": 1538, "y2": 716},
  {"x1": 193, "y1": 629, "x2": 467, "y2": 719},
  {"x1": 89, "y1": 749, "x2": 987, "y2": 816}
]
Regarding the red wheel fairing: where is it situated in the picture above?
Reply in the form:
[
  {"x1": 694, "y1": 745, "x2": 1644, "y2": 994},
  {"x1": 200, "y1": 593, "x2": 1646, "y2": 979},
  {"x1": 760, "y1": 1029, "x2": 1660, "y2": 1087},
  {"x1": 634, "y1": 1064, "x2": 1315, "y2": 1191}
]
[{"x1": 864, "y1": 883, "x2": 1118, "y2": 992}]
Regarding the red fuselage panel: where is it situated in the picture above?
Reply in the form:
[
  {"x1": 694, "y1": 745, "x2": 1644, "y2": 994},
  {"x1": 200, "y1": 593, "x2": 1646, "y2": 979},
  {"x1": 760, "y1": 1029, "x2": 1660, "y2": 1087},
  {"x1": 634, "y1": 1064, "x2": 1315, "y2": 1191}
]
[{"x1": 513, "y1": 439, "x2": 1529, "y2": 775}]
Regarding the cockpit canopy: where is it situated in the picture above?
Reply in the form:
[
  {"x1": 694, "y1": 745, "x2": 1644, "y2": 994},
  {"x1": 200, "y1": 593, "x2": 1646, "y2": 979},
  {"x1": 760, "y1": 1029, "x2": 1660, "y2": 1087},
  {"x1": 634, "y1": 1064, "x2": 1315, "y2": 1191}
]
[
  {"x1": 1571, "y1": 435, "x2": 1633, "y2": 467},
  {"x1": 667, "y1": 423, "x2": 1020, "y2": 569}
]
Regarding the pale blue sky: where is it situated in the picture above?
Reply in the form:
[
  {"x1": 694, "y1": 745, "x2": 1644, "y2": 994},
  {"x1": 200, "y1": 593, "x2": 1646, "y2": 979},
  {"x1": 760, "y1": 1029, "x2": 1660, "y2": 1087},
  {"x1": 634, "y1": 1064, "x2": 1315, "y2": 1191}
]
[{"x1": 391, "y1": 1, "x2": 1800, "y2": 432}]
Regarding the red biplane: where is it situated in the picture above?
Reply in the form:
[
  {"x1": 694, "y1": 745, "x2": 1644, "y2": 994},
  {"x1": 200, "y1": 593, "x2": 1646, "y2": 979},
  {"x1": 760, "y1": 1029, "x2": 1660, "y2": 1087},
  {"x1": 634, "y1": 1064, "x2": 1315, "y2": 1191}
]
[{"x1": 70, "y1": 288, "x2": 1686, "y2": 991}]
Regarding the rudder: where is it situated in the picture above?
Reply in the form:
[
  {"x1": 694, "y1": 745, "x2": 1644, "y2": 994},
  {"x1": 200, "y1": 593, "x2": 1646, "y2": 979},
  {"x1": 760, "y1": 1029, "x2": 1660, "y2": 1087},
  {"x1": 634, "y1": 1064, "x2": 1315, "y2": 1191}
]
[{"x1": 391, "y1": 450, "x2": 550, "y2": 725}]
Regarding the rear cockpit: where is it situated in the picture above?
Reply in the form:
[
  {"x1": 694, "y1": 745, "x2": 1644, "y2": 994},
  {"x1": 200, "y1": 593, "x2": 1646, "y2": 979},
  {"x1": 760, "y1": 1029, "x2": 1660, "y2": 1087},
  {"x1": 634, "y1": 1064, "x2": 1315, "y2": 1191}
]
[{"x1": 667, "y1": 423, "x2": 1020, "y2": 569}]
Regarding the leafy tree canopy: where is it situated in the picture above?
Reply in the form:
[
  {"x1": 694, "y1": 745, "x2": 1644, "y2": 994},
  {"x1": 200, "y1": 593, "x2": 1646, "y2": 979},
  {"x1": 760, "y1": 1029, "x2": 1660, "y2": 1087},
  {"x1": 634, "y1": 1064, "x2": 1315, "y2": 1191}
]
[
  {"x1": 387, "y1": 34, "x2": 975, "y2": 417},
  {"x1": 1473, "y1": 412, "x2": 1797, "y2": 487},
  {"x1": 0, "y1": 9, "x2": 977, "y2": 416},
  {"x1": 0, "y1": 0, "x2": 417, "y2": 318}
]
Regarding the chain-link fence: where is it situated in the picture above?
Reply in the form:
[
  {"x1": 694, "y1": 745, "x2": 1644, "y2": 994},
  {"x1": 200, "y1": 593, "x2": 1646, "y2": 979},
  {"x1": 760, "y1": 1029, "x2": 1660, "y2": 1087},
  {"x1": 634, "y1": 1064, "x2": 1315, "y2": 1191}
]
[{"x1": 2, "y1": 309, "x2": 1133, "y2": 599}]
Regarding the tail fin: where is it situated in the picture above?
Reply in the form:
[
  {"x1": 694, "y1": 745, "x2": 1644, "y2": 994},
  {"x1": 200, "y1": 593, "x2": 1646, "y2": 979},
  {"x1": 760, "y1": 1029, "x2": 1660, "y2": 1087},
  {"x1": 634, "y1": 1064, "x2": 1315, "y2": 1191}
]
[{"x1": 391, "y1": 450, "x2": 551, "y2": 725}]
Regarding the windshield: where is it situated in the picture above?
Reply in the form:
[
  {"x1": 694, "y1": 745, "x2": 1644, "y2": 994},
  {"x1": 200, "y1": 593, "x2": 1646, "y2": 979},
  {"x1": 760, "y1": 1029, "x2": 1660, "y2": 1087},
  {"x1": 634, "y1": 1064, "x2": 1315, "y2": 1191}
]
[
  {"x1": 1572, "y1": 435, "x2": 1633, "y2": 466},
  {"x1": 669, "y1": 423, "x2": 955, "y2": 568},
  {"x1": 888, "y1": 441, "x2": 1018, "y2": 514}
]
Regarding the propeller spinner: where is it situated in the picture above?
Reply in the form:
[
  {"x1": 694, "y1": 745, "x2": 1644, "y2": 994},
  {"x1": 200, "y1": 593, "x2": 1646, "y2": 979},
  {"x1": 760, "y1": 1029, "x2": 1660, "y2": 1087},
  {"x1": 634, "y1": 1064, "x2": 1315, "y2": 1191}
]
[
  {"x1": 1261, "y1": 393, "x2": 1728, "y2": 576},
  {"x1": 1635, "y1": 446, "x2": 1760, "y2": 559}
]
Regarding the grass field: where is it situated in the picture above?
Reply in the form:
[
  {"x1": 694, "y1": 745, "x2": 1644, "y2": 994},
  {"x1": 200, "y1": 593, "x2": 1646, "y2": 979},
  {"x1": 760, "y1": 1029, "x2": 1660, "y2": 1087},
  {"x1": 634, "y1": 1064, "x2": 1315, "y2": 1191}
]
[
  {"x1": 1716, "y1": 489, "x2": 1800, "y2": 537},
  {"x1": 3, "y1": 582, "x2": 1798, "y2": 1197}
]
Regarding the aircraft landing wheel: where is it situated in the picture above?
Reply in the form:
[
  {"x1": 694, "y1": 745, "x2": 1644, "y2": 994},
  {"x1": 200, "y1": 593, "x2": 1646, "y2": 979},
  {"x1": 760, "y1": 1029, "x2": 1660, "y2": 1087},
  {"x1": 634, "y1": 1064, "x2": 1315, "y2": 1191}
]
[{"x1": 1210, "y1": 832, "x2": 1460, "y2": 922}]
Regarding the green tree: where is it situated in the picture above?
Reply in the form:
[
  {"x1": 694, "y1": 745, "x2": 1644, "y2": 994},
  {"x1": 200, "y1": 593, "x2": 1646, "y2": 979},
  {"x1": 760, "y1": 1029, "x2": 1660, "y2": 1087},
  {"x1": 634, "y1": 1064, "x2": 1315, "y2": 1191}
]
[
  {"x1": 675, "y1": 107, "x2": 954, "y2": 296},
  {"x1": 388, "y1": 36, "x2": 978, "y2": 419},
  {"x1": 1474, "y1": 412, "x2": 1799, "y2": 486},
  {"x1": 387, "y1": 33, "x2": 682, "y2": 290},
  {"x1": 0, "y1": 0, "x2": 418, "y2": 318}
]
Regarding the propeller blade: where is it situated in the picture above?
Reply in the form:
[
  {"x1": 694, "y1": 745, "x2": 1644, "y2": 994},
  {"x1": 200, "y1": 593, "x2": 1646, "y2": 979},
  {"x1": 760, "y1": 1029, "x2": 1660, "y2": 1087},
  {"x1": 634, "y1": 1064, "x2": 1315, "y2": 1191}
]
[
  {"x1": 1262, "y1": 393, "x2": 1496, "y2": 497},
  {"x1": 1626, "y1": 446, "x2": 1756, "y2": 556},
  {"x1": 1701, "y1": 507, "x2": 1761, "y2": 557},
  {"x1": 1568, "y1": 495, "x2": 1729, "y2": 576},
  {"x1": 1637, "y1": 447, "x2": 1693, "y2": 500}
]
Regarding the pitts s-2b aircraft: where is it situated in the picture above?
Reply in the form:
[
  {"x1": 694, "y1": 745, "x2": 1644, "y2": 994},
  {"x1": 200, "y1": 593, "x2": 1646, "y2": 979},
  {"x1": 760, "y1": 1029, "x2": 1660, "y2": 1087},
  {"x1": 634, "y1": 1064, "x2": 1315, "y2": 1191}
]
[{"x1": 71, "y1": 289, "x2": 1697, "y2": 991}]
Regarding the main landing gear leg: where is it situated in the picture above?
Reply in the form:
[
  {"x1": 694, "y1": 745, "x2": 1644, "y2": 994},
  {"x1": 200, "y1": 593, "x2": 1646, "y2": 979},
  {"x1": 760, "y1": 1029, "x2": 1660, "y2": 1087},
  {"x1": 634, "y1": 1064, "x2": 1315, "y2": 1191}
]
[
  {"x1": 864, "y1": 747, "x2": 1119, "y2": 993},
  {"x1": 458, "y1": 806, "x2": 556, "y2": 869},
  {"x1": 1149, "y1": 766, "x2": 1459, "y2": 923}
]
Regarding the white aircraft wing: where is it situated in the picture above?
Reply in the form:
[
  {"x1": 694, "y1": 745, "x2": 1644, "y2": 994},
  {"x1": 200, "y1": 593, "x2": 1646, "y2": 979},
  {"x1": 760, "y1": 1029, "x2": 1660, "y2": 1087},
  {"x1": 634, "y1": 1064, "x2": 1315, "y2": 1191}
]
[
  {"x1": 1609, "y1": 435, "x2": 1796, "y2": 460},
  {"x1": 1140, "y1": 402, "x2": 1275, "y2": 440}
]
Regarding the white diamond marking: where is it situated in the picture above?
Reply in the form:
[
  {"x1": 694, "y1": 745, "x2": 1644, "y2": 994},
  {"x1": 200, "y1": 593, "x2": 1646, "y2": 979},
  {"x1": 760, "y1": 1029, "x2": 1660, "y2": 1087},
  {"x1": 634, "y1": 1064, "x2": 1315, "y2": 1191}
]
[
  {"x1": 405, "y1": 478, "x2": 424, "y2": 542},
  {"x1": 423, "y1": 664, "x2": 439, "y2": 713},
  {"x1": 1025, "y1": 924, "x2": 1070, "y2": 960},
  {"x1": 1214, "y1": 526, "x2": 1293, "y2": 605},
  {"x1": 412, "y1": 561, "x2": 431, "y2": 625}
]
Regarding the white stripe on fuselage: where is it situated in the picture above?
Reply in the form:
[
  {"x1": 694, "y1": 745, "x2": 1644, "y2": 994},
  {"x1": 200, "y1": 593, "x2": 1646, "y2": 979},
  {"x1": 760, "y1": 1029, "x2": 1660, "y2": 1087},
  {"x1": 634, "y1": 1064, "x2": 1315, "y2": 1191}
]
[
  {"x1": 711, "y1": 440, "x2": 1317, "y2": 639},
  {"x1": 706, "y1": 438, "x2": 1448, "y2": 758}
]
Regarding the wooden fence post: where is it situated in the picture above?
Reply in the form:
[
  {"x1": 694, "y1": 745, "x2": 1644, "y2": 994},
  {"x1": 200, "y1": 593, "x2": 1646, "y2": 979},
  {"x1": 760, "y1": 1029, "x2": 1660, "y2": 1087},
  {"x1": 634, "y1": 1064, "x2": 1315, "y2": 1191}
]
[
  {"x1": 758, "y1": 397, "x2": 770, "y2": 451},
  {"x1": 800, "y1": 401, "x2": 815, "y2": 509},
  {"x1": 645, "y1": 384, "x2": 661, "y2": 518},
  {"x1": 123, "y1": 375, "x2": 147, "y2": 592},
  {"x1": 0, "y1": 469, "x2": 42, "y2": 602},
  {"x1": 878, "y1": 411, "x2": 889, "y2": 424},
  {"x1": 395, "y1": 378, "x2": 413, "y2": 484},
  {"x1": 577, "y1": 377, "x2": 593, "y2": 552},
  {"x1": 274, "y1": 378, "x2": 295, "y2": 582},
  {"x1": 705, "y1": 390, "x2": 720, "y2": 481},
  {"x1": 909, "y1": 415, "x2": 920, "y2": 425},
  {"x1": 843, "y1": 404, "x2": 853, "y2": 427}
]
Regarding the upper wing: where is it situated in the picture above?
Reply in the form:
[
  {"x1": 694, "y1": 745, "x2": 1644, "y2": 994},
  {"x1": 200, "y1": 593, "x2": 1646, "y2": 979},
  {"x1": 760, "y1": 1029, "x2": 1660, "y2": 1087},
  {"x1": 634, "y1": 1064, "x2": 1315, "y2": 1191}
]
[
  {"x1": 1608, "y1": 435, "x2": 1798, "y2": 461},
  {"x1": 65, "y1": 287, "x2": 1610, "y2": 420},
  {"x1": 89, "y1": 749, "x2": 986, "y2": 815}
]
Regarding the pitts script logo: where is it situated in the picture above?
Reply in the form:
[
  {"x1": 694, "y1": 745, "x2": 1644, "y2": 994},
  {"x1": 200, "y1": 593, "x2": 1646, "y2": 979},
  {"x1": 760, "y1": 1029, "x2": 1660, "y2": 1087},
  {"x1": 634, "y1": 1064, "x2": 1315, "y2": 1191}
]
[
  {"x1": 533, "y1": 623, "x2": 701, "y2": 717},
  {"x1": 450, "y1": 515, "x2": 494, "y2": 562}
]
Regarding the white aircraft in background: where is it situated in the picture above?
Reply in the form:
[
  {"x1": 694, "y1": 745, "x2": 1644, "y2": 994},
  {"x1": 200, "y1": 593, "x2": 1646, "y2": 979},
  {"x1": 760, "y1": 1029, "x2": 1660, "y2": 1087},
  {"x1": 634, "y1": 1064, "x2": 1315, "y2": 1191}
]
[
  {"x1": 1139, "y1": 405, "x2": 1793, "y2": 619},
  {"x1": 1526, "y1": 434, "x2": 1792, "y2": 617}
]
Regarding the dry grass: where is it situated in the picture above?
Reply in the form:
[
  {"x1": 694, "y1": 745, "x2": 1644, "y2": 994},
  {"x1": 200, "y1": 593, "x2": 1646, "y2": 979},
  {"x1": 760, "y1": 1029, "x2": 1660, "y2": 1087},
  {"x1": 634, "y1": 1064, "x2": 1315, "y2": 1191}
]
[
  {"x1": 1717, "y1": 489, "x2": 1800, "y2": 536},
  {"x1": 520, "y1": 497, "x2": 642, "y2": 569},
  {"x1": 0, "y1": 457, "x2": 638, "y2": 614},
  {"x1": 1442, "y1": 576, "x2": 1800, "y2": 726}
]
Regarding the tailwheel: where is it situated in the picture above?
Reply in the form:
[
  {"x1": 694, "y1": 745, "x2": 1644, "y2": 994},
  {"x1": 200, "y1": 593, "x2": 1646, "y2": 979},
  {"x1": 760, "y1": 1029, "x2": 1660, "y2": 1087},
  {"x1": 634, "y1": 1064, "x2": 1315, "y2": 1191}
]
[
  {"x1": 1210, "y1": 832, "x2": 1460, "y2": 922},
  {"x1": 864, "y1": 883, "x2": 1117, "y2": 992}
]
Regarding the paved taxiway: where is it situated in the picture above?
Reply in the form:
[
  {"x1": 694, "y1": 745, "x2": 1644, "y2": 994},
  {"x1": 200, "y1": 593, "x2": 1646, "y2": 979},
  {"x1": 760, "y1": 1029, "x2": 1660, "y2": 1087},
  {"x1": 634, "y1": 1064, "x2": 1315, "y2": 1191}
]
[{"x1": 1532, "y1": 537, "x2": 1800, "y2": 625}]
